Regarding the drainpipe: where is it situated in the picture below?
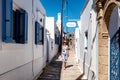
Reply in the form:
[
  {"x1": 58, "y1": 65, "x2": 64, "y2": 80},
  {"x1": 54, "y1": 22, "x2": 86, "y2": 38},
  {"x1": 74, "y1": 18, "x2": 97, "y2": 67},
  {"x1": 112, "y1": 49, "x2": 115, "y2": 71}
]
[{"x1": 32, "y1": 0, "x2": 35, "y2": 79}]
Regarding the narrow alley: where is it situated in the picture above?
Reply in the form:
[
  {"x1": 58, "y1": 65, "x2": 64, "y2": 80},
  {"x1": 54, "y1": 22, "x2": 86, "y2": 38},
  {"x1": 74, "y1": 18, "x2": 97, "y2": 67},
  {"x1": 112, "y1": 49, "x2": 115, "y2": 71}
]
[
  {"x1": 1, "y1": 0, "x2": 120, "y2": 80},
  {"x1": 37, "y1": 47, "x2": 86, "y2": 80}
]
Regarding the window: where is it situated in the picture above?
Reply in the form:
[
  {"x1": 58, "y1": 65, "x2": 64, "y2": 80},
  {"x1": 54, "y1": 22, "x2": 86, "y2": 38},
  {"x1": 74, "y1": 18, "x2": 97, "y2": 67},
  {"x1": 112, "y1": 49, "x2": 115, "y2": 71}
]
[
  {"x1": 55, "y1": 34, "x2": 57, "y2": 44},
  {"x1": 35, "y1": 21, "x2": 44, "y2": 45},
  {"x1": 55, "y1": 33, "x2": 59, "y2": 45},
  {"x1": 2, "y1": 0, "x2": 28, "y2": 43},
  {"x1": 85, "y1": 31, "x2": 88, "y2": 49},
  {"x1": 13, "y1": 10, "x2": 28, "y2": 43},
  {"x1": 13, "y1": 10, "x2": 16, "y2": 40}
]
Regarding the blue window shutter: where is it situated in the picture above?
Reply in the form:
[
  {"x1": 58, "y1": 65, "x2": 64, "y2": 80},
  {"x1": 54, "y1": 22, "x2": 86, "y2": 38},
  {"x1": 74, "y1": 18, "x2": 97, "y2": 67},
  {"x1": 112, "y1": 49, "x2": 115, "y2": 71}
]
[
  {"x1": 39, "y1": 25, "x2": 42, "y2": 44},
  {"x1": 42, "y1": 27, "x2": 44, "y2": 45},
  {"x1": 3, "y1": 0, "x2": 13, "y2": 42},
  {"x1": 15, "y1": 10, "x2": 20, "y2": 43},
  {"x1": 2, "y1": 0, "x2": 6, "y2": 41},
  {"x1": 42, "y1": 19, "x2": 45, "y2": 45},
  {"x1": 58, "y1": 37, "x2": 60, "y2": 44},
  {"x1": 55, "y1": 34, "x2": 57, "y2": 44},
  {"x1": 20, "y1": 10, "x2": 28, "y2": 43},
  {"x1": 23, "y1": 10, "x2": 28, "y2": 43},
  {"x1": 55, "y1": 34, "x2": 56, "y2": 44},
  {"x1": 57, "y1": 36, "x2": 58, "y2": 44},
  {"x1": 35, "y1": 21, "x2": 40, "y2": 44},
  {"x1": 57, "y1": 37, "x2": 58, "y2": 44}
]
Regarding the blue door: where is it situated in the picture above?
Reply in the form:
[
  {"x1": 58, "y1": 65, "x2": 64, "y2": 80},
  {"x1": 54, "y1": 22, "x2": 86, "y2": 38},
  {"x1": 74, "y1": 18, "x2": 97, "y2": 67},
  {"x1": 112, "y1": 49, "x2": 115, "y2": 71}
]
[{"x1": 110, "y1": 28, "x2": 120, "y2": 80}]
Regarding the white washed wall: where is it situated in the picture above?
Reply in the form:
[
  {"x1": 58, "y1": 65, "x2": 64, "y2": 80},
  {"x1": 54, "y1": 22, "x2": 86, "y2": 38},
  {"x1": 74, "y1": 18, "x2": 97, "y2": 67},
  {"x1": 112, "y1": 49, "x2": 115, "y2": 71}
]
[
  {"x1": 45, "y1": 17, "x2": 59, "y2": 62},
  {"x1": 33, "y1": 0, "x2": 46, "y2": 78},
  {"x1": 46, "y1": 34, "x2": 50, "y2": 62},
  {"x1": 56, "y1": 13, "x2": 61, "y2": 34},
  {"x1": 0, "y1": 1, "x2": 33, "y2": 79},
  {"x1": 80, "y1": 0, "x2": 98, "y2": 79},
  {"x1": 0, "y1": 0, "x2": 46, "y2": 80},
  {"x1": 81, "y1": 0, "x2": 92, "y2": 33},
  {"x1": 47, "y1": 38, "x2": 59, "y2": 62},
  {"x1": 88, "y1": 9, "x2": 98, "y2": 80},
  {"x1": 49, "y1": 39, "x2": 54, "y2": 61},
  {"x1": 80, "y1": 0, "x2": 92, "y2": 77},
  {"x1": 75, "y1": 28, "x2": 80, "y2": 59},
  {"x1": 45, "y1": 17, "x2": 55, "y2": 39}
]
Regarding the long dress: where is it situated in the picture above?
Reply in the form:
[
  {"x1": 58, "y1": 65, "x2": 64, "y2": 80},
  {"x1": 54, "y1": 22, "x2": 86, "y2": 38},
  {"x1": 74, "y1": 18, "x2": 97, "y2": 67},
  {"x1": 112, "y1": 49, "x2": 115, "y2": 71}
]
[{"x1": 62, "y1": 45, "x2": 68, "y2": 62}]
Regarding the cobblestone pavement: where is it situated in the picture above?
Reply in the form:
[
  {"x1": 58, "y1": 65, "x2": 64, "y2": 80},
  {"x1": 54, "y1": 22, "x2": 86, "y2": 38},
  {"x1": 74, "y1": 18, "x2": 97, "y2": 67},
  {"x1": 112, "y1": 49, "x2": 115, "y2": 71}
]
[{"x1": 37, "y1": 48, "x2": 86, "y2": 80}]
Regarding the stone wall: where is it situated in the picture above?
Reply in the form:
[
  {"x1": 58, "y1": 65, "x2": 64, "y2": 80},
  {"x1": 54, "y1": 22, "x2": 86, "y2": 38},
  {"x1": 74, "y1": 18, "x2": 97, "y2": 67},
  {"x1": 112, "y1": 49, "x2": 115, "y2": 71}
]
[{"x1": 96, "y1": 0, "x2": 120, "y2": 80}]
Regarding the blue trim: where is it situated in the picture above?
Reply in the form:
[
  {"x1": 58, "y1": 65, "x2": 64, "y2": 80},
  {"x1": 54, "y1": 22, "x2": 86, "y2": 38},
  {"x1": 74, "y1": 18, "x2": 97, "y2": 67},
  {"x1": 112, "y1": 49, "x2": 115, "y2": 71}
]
[
  {"x1": 42, "y1": 27, "x2": 44, "y2": 45},
  {"x1": 39, "y1": 25, "x2": 42, "y2": 44},
  {"x1": 15, "y1": 10, "x2": 20, "y2": 43},
  {"x1": 22, "y1": 10, "x2": 28, "y2": 43},
  {"x1": 14, "y1": 10, "x2": 28, "y2": 44},
  {"x1": 2, "y1": 0, "x2": 28, "y2": 43},
  {"x1": 42, "y1": 19, "x2": 45, "y2": 45},
  {"x1": 55, "y1": 33, "x2": 60, "y2": 45},
  {"x1": 55, "y1": 33, "x2": 57, "y2": 44},
  {"x1": 35, "y1": 21, "x2": 44, "y2": 45},
  {"x1": 39, "y1": 25, "x2": 42, "y2": 45},
  {"x1": 35, "y1": 21, "x2": 40, "y2": 45},
  {"x1": 4, "y1": 0, "x2": 13, "y2": 42},
  {"x1": 2, "y1": 0, "x2": 13, "y2": 42},
  {"x1": 2, "y1": 0, "x2": 6, "y2": 41}
]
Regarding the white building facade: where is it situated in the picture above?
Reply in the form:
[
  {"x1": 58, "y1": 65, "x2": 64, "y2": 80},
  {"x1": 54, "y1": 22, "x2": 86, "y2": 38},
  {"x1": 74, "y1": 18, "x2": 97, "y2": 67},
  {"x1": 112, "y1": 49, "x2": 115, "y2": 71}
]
[
  {"x1": 75, "y1": 0, "x2": 120, "y2": 80},
  {"x1": 56, "y1": 13, "x2": 61, "y2": 34},
  {"x1": 75, "y1": 0, "x2": 98, "y2": 80},
  {"x1": 45, "y1": 17, "x2": 60, "y2": 62},
  {"x1": 0, "y1": 0, "x2": 47, "y2": 80}
]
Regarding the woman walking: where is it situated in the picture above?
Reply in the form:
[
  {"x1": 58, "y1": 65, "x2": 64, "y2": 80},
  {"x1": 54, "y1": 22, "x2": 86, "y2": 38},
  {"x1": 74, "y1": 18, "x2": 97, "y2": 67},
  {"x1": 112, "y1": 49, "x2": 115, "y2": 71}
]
[{"x1": 62, "y1": 41, "x2": 69, "y2": 70}]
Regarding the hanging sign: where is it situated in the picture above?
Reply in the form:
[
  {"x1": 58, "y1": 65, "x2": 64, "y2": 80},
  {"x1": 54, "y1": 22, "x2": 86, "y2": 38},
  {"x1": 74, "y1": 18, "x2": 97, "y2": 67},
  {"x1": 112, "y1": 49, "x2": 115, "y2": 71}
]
[{"x1": 66, "y1": 22, "x2": 76, "y2": 27}]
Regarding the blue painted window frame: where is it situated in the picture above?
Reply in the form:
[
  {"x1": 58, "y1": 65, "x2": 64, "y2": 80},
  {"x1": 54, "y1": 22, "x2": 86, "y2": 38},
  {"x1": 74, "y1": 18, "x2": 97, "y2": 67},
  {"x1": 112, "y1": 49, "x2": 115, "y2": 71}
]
[
  {"x1": 55, "y1": 33, "x2": 59, "y2": 45},
  {"x1": 35, "y1": 21, "x2": 44, "y2": 45},
  {"x1": 35, "y1": 21, "x2": 40, "y2": 44},
  {"x1": 41, "y1": 27, "x2": 44, "y2": 45},
  {"x1": 2, "y1": 0, "x2": 28, "y2": 43},
  {"x1": 20, "y1": 10, "x2": 28, "y2": 43}
]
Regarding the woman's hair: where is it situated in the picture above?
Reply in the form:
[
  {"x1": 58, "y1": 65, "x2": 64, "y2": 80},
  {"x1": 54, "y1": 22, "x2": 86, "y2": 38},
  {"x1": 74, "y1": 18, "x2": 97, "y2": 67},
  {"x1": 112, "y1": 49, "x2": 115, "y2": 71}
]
[{"x1": 63, "y1": 41, "x2": 68, "y2": 45}]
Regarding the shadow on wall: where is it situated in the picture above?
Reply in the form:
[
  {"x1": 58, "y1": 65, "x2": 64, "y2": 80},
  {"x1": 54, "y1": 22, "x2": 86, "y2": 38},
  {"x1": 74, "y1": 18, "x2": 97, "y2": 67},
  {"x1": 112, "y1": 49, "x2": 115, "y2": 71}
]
[
  {"x1": 76, "y1": 50, "x2": 96, "y2": 80},
  {"x1": 76, "y1": 73, "x2": 85, "y2": 80},
  {"x1": 76, "y1": 51, "x2": 86, "y2": 80}
]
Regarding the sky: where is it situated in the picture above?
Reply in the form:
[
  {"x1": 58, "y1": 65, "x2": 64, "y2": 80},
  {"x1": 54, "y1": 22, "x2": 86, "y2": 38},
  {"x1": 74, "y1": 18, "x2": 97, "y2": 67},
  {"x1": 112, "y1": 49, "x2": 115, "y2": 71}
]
[{"x1": 40, "y1": 0, "x2": 86, "y2": 33}]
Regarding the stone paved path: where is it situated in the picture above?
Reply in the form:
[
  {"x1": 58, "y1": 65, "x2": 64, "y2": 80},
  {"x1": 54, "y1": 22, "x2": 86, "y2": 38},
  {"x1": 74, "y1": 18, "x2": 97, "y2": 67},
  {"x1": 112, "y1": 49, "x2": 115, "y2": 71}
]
[
  {"x1": 37, "y1": 48, "x2": 86, "y2": 80},
  {"x1": 60, "y1": 48, "x2": 85, "y2": 80}
]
